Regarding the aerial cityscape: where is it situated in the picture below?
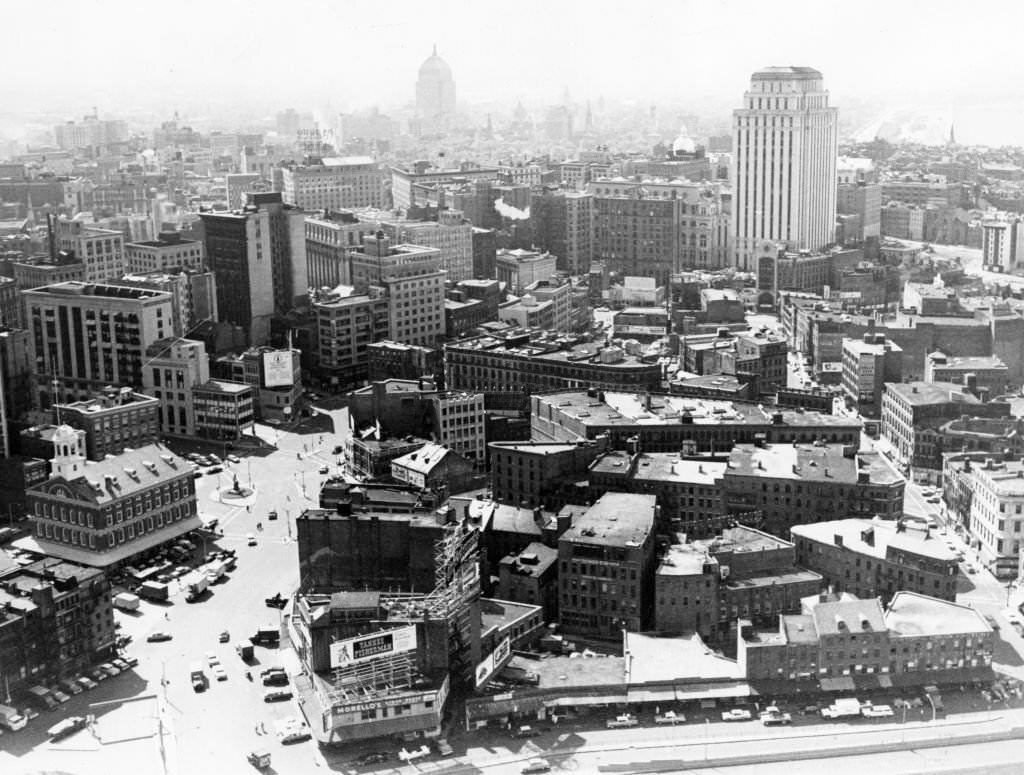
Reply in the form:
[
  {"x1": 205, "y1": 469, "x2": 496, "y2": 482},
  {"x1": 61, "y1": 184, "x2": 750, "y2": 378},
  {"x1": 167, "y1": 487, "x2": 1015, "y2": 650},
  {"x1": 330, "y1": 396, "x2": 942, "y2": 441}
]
[{"x1": 6, "y1": 2, "x2": 1024, "y2": 774}]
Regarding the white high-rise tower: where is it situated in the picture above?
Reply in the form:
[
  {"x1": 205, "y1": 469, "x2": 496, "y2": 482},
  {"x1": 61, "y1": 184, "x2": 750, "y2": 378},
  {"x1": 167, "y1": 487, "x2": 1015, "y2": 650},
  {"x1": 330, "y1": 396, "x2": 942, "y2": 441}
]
[{"x1": 732, "y1": 67, "x2": 838, "y2": 269}]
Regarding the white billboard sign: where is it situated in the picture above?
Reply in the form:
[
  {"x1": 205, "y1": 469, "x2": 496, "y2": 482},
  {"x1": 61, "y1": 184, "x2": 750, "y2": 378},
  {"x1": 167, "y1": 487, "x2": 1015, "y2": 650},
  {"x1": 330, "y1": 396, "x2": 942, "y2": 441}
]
[
  {"x1": 330, "y1": 625, "x2": 417, "y2": 668},
  {"x1": 263, "y1": 351, "x2": 294, "y2": 388},
  {"x1": 475, "y1": 636, "x2": 512, "y2": 688}
]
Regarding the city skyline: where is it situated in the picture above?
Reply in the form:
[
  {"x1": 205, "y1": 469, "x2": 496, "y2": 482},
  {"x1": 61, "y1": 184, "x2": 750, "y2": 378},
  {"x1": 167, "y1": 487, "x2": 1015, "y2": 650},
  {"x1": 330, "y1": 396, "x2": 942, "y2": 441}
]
[{"x1": 4, "y1": 0, "x2": 1024, "y2": 146}]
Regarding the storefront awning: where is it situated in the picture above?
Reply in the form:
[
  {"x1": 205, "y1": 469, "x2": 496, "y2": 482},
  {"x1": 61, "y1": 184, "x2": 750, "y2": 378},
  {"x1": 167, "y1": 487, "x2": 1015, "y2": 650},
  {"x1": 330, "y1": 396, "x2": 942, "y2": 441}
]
[
  {"x1": 674, "y1": 682, "x2": 750, "y2": 702},
  {"x1": 819, "y1": 677, "x2": 856, "y2": 692},
  {"x1": 627, "y1": 688, "x2": 677, "y2": 704},
  {"x1": 544, "y1": 693, "x2": 627, "y2": 708}
]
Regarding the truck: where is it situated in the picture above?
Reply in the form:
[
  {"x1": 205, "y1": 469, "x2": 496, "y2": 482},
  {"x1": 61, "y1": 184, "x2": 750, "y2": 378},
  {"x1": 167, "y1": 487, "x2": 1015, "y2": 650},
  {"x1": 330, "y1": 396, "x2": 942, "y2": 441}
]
[
  {"x1": 606, "y1": 714, "x2": 639, "y2": 729},
  {"x1": 204, "y1": 559, "x2": 227, "y2": 582},
  {"x1": 112, "y1": 592, "x2": 140, "y2": 611},
  {"x1": 183, "y1": 572, "x2": 209, "y2": 602},
  {"x1": 190, "y1": 661, "x2": 207, "y2": 692},
  {"x1": 821, "y1": 698, "x2": 863, "y2": 719},
  {"x1": 251, "y1": 624, "x2": 280, "y2": 646},
  {"x1": 236, "y1": 642, "x2": 254, "y2": 662},
  {"x1": 138, "y1": 580, "x2": 169, "y2": 602},
  {"x1": 0, "y1": 704, "x2": 27, "y2": 731}
]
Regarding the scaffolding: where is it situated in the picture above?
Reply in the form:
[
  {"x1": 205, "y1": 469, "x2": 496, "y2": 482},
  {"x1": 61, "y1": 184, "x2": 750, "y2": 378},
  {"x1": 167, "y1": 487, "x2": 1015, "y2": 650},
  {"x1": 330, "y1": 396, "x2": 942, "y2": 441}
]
[{"x1": 324, "y1": 521, "x2": 481, "y2": 704}]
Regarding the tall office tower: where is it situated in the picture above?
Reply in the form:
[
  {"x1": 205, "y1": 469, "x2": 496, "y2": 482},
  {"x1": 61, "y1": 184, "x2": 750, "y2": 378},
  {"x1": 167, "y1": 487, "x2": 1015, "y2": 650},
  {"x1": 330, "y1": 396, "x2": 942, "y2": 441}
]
[
  {"x1": 350, "y1": 232, "x2": 445, "y2": 347},
  {"x1": 24, "y1": 282, "x2": 174, "y2": 407},
  {"x1": 530, "y1": 189, "x2": 594, "y2": 275},
  {"x1": 732, "y1": 67, "x2": 838, "y2": 270},
  {"x1": 415, "y1": 46, "x2": 456, "y2": 134},
  {"x1": 200, "y1": 192, "x2": 307, "y2": 346}
]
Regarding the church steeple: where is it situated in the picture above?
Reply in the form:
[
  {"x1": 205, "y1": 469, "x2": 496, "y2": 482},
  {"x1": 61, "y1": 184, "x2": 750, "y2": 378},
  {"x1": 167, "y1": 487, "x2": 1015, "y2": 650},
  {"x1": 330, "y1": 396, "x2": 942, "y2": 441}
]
[{"x1": 948, "y1": 122, "x2": 956, "y2": 146}]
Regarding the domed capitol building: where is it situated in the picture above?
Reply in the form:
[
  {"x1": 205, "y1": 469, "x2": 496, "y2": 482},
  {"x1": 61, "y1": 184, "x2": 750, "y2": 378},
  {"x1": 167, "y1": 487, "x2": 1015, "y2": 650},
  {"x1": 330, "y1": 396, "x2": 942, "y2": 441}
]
[{"x1": 415, "y1": 45, "x2": 456, "y2": 133}]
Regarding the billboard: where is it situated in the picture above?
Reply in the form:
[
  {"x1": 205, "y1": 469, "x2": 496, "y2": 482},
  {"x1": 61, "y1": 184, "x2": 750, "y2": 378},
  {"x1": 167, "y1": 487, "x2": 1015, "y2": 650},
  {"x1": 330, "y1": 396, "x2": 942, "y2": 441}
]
[
  {"x1": 474, "y1": 636, "x2": 512, "y2": 689},
  {"x1": 263, "y1": 351, "x2": 294, "y2": 388},
  {"x1": 330, "y1": 625, "x2": 417, "y2": 669}
]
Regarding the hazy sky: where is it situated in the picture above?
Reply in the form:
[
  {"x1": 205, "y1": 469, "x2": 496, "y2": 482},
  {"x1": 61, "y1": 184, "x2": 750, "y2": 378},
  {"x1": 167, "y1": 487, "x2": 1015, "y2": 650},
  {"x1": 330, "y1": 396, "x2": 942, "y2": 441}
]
[{"x1": 5, "y1": 0, "x2": 1024, "y2": 143}]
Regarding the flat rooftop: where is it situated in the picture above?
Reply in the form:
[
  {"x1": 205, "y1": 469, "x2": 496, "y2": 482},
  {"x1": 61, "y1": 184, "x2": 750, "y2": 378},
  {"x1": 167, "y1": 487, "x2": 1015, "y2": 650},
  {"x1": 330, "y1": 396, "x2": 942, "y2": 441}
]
[
  {"x1": 590, "y1": 451, "x2": 727, "y2": 484},
  {"x1": 886, "y1": 381, "x2": 984, "y2": 407},
  {"x1": 537, "y1": 391, "x2": 862, "y2": 430},
  {"x1": 792, "y1": 517, "x2": 959, "y2": 563},
  {"x1": 726, "y1": 443, "x2": 903, "y2": 485},
  {"x1": 561, "y1": 493, "x2": 656, "y2": 548},
  {"x1": 885, "y1": 591, "x2": 990, "y2": 637}
]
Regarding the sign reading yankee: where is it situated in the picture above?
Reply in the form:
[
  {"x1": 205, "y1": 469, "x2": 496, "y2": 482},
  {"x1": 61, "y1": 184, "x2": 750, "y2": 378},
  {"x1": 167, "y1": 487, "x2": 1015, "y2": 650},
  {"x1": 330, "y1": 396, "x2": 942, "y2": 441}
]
[{"x1": 330, "y1": 625, "x2": 418, "y2": 668}]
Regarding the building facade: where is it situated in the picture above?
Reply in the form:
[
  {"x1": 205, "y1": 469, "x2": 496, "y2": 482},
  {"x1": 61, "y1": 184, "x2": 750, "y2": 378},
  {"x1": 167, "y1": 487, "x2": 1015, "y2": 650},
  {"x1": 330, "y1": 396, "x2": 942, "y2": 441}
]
[
  {"x1": 732, "y1": 67, "x2": 838, "y2": 269},
  {"x1": 25, "y1": 282, "x2": 174, "y2": 406},
  {"x1": 792, "y1": 517, "x2": 960, "y2": 603},
  {"x1": 558, "y1": 493, "x2": 657, "y2": 639}
]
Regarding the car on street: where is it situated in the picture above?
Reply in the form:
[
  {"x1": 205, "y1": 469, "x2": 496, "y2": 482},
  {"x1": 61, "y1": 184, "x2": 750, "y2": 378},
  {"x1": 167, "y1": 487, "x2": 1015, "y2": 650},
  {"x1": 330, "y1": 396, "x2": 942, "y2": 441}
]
[
  {"x1": 88, "y1": 668, "x2": 108, "y2": 682},
  {"x1": 522, "y1": 760, "x2": 552, "y2": 775},
  {"x1": 276, "y1": 717, "x2": 312, "y2": 744},
  {"x1": 99, "y1": 663, "x2": 121, "y2": 677},
  {"x1": 262, "y1": 672, "x2": 289, "y2": 687},
  {"x1": 247, "y1": 534, "x2": 257, "y2": 546},
  {"x1": 355, "y1": 752, "x2": 389, "y2": 765},
  {"x1": 193, "y1": 471, "x2": 203, "y2": 478},
  {"x1": 48, "y1": 688, "x2": 71, "y2": 704},
  {"x1": 112, "y1": 657, "x2": 131, "y2": 671},
  {"x1": 208, "y1": 466, "x2": 223, "y2": 474},
  {"x1": 219, "y1": 630, "x2": 230, "y2": 642},
  {"x1": 76, "y1": 675, "x2": 98, "y2": 691},
  {"x1": 48, "y1": 715, "x2": 87, "y2": 742},
  {"x1": 655, "y1": 711, "x2": 685, "y2": 724},
  {"x1": 512, "y1": 724, "x2": 540, "y2": 738},
  {"x1": 186, "y1": 453, "x2": 201, "y2": 462},
  {"x1": 332, "y1": 445, "x2": 344, "y2": 455},
  {"x1": 227, "y1": 454, "x2": 241, "y2": 464},
  {"x1": 265, "y1": 592, "x2": 286, "y2": 608},
  {"x1": 206, "y1": 652, "x2": 220, "y2": 666},
  {"x1": 22, "y1": 707, "x2": 39, "y2": 721},
  {"x1": 213, "y1": 665, "x2": 228, "y2": 681},
  {"x1": 721, "y1": 708, "x2": 752, "y2": 721},
  {"x1": 124, "y1": 656, "x2": 139, "y2": 668},
  {"x1": 318, "y1": 465, "x2": 329, "y2": 474},
  {"x1": 209, "y1": 454, "x2": 222, "y2": 464},
  {"x1": 264, "y1": 689, "x2": 293, "y2": 702},
  {"x1": 435, "y1": 737, "x2": 454, "y2": 757},
  {"x1": 147, "y1": 631, "x2": 173, "y2": 642},
  {"x1": 965, "y1": 563, "x2": 979, "y2": 574},
  {"x1": 267, "y1": 510, "x2": 278, "y2": 521}
]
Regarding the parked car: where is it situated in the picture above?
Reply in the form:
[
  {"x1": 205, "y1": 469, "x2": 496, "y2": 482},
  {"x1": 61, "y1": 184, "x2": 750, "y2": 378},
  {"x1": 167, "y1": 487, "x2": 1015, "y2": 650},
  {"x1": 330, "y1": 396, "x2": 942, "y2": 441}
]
[
  {"x1": 655, "y1": 711, "x2": 685, "y2": 724},
  {"x1": 863, "y1": 704, "x2": 895, "y2": 718},
  {"x1": 227, "y1": 455, "x2": 241, "y2": 464},
  {"x1": 112, "y1": 658, "x2": 131, "y2": 671},
  {"x1": 219, "y1": 630, "x2": 230, "y2": 643},
  {"x1": 264, "y1": 689, "x2": 293, "y2": 703},
  {"x1": 435, "y1": 738, "x2": 454, "y2": 757},
  {"x1": 355, "y1": 752, "x2": 389, "y2": 765},
  {"x1": 512, "y1": 724, "x2": 540, "y2": 738},
  {"x1": 58, "y1": 678, "x2": 83, "y2": 696},
  {"x1": 318, "y1": 465, "x2": 329, "y2": 474},
  {"x1": 48, "y1": 715, "x2": 87, "y2": 742},
  {"x1": 147, "y1": 631, "x2": 173, "y2": 642},
  {"x1": 265, "y1": 593, "x2": 286, "y2": 609},
  {"x1": 208, "y1": 466, "x2": 223, "y2": 474},
  {"x1": 247, "y1": 534, "x2": 257, "y2": 546},
  {"x1": 99, "y1": 663, "x2": 121, "y2": 677},
  {"x1": 48, "y1": 688, "x2": 71, "y2": 704},
  {"x1": 206, "y1": 652, "x2": 220, "y2": 667},
  {"x1": 213, "y1": 665, "x2": 228, "y2": 681},
  {"x1": 124, "y1": 655, "x2": 139, "y2": 668},
  {"x1": 721, "y1": 708, "x2": 752, "y2": 722},
  {"x1": 76, "y1": 675, "x2": 98, "y2": 691},
  {"x1": 88, "y1": 668, "x2": 108, "y2": 683}
]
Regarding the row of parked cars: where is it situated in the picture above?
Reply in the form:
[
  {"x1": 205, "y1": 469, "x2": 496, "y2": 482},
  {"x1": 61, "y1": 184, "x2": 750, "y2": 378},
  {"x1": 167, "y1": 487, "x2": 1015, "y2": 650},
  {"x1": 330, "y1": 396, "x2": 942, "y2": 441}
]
[{"x1": 27, "y1": 657, "x2": 138, "y2": 713}]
